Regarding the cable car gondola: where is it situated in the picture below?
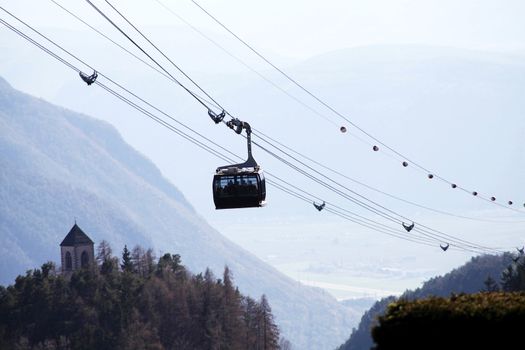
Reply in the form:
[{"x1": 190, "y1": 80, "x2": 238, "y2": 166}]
[{"x1": 213, "y1": 118, "x2": 266, "y2": 209}]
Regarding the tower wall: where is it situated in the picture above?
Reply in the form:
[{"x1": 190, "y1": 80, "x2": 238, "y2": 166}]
[{"x1": 74, "y1": 243, "x2": 95, "y2": 269}]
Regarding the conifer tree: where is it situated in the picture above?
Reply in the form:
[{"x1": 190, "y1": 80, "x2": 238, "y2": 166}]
[
  {"x1": 221, "y1": 266, "x2": 245, "y2": 349},
  {"x1": 121, "y1": 245, "x2": 133, "y2": 273},
  {"x1": 202, "y1": 268, "x2": 222, "y2": 349},
  {"x1": 243, "y1": 296, "x2": 259, "y2": 348},
  {"x1": 259, "y1": 295, "x2": 280, "y2": 350},
  {"x1": 501, "y1": 261, "x2": 525, "y2": 291},
  {"x1": 483, "y1": 275, "x2": 499, "y2": 292}
]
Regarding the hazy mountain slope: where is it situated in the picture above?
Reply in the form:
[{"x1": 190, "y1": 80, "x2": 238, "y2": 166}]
[
  {"x1": 0, "y1": 77, "x2": 358, "y2": 350},
  {"x1": 337, "y1": 253, "x2": 513, "y2": 350}
]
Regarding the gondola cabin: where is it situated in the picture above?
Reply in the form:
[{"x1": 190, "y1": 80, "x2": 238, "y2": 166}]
[
  {"x1": 212, "y1": 117, "x2": 266, "y2": 209},
  {"x1": 213, "y1": 166, "x2": 266, "y2": 209}
]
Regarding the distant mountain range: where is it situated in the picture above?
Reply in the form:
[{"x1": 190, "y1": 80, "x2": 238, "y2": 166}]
[
  {"x1": 337, "y1": 253, "x2": 514, "y2": 350},
  {"x1": 0, "y1": 77, "x2": 359, "y2": 350}
]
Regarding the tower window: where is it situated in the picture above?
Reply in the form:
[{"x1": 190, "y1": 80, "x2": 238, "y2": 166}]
[
  {"x1": 65, "y1": 251, "x2": 72, "y2": 270},
  {"x1": 81, "y1": 250, "x2": 89, "y2": 268}
]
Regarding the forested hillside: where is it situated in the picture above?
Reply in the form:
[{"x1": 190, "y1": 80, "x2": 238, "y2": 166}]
[
  {"x1": 338, "y1": 253, "x2": 514, "y2": 350},
  {"x1": 0, "y1": 76, "x2": 357, "y2": 349},
  {"x1": 0, "y1": 243, "x2": 282, "y2": 350}
]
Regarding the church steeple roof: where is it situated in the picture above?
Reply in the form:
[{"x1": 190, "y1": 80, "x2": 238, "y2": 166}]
[{"x1": 60, "y1": 224, "x2": 94, "y2": 246}]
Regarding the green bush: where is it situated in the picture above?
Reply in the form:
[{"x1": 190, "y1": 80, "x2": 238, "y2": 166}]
[{"x1": 372, "y1": 292, "x2": 525, "y2": 350}]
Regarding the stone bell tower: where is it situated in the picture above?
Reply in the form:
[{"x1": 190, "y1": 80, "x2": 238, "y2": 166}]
[{"x1": 60, "y1": 223, "x2": 95, "y2": 273}]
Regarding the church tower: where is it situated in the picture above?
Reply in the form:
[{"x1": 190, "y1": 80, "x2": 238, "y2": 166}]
[{"x1": 60, "y1": 223, "x2": 95, "y2": 273}]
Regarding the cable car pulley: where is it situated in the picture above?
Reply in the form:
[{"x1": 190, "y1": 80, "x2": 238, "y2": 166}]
[
  {"x1": 79, "y1": 70, "x2": 98, "y2": 85},
  {"x1": 402, "y1": 222, "x2": 415, "y2": 232},
  {"x1": 208, "y1": 109, "x2": 225, "y2": 124},
  {"x1": 313, "y1": 201, "x2": 326, "y2": 211}
]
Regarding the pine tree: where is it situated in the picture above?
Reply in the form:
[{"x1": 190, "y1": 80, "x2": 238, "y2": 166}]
[
  {"x1": 221, "y1": 266, "x2": 245, "y2": 349},
  {"x1": 243, "y1": 296, "x2": 259, "y2": 348},
  {"x1": 483, "y1": 275, "x2": 499, "y2": 292},
  {"x1": 202, "y1": 268, "x2": 222, "y2": 349},
  {"x1": 156, "y1": 253, "x2": 184, "y2": 279},
  {"x1": 121, "y1": 245, "x2": 133, "y2": 273},
  {"x1": 501, "y1": 261, "x2": 525, "y2": 291},
  {"x1": 258, "y1": 295, "x2": 280, "y2": 350}
]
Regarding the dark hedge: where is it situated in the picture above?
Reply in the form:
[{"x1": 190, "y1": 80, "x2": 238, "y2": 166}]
[{"x1": 371, "y1": 292, "x2": 525, "y2": 350}]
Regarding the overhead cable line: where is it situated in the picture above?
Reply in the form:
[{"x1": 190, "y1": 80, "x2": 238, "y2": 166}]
[
  {"x1": 85, "y1": 0, "x2": 225, "y2": 113},
  {"x1": 48, "y1": 3, "x2": 510, "y2": 252},
  {"x1": 49, "y1": 0, "x2": 221, "y2": 111},
  {"x1": 0, "y1": 15, "x2": 460, "y2": 252},
  {"x1": 50, "y1": 4, "x2": 512, "y2": 251},
  {"x1": 76, "y1": 1, "x2": 417, "y2": 229},
  {"x1": 189, "y1": 0, "x2": 525, "y2": 213},
  {"x1": 265, "y1": 175, "x2": 474, "y2": 251},
  {"x1": 271, "y1": 176, "x2": 471, "y2": 252},
  {"x1": 2, "y1": 8, "x2": 508, "y2": 253},
  {"x1": 52, "y1": 0, "x2": 523, "y2": 224},
  {"x1": 269, "y1": 180, "x2": 452, "y2": 250},
  {"x1": 249, "y1": 134, "x2": 501, "y2": 252},
  {"x1": 252, "y1": 129, "x2": 507, "y2": 253},
  {"x1": 253, "y1": 128, "x2": 525, "y2": 224},
  {"x1": 0, "y1": 6, "x2": 224, "y2": 150},
  {"x1": 261, "y1": 162, "x2": 441, "y2": 246},
  {"x1": 0, "y1": 13, "x2": 490, "y2": 254},
  {"x1": 252, "y1": 138, "x2": 502, "y2": 255},
  {"x1": 49, "y1": 0, "x2": 172, "y2": 83},
  {"x1": 78, "y1": 1, "x2": 519, "y2": 232},
  {"x1": 151, "y1": 0, "x2": 343, "y2": 128},
  {"x1": 81, "y1": 0, "x2": 214, "y2": 111},
  {"x1": 151, "y1": 0, "x2": 522, "y2": 223}
]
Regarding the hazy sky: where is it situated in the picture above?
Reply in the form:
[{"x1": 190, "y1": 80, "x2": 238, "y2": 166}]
[
  {"x1": 4, "y1": 0, "x2": 525, "y2": 58},
  {"x1": 2, "y1": 0, "x2": 524, "y2": 300}
]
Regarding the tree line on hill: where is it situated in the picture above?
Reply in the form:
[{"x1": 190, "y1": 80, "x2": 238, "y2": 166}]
[{"x1": 0, "y1": 241, "x2": 289, "y2": 350}]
